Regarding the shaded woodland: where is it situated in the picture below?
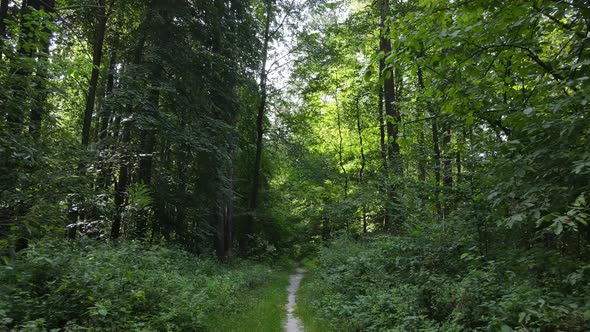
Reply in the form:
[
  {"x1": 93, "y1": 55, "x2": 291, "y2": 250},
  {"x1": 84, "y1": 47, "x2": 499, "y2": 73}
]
[{"x1": 1, "y1": 0, "x2": 589, "y2": 330}]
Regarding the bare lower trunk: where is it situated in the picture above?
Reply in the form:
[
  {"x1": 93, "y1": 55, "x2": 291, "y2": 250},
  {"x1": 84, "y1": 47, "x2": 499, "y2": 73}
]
[
  {"x1": 335, "y1": 91, "x2": 348, "y2": 197},
  {"x1": 432, "y1": 117, "x2": 441, "y2": 215},
  {"x1": 356, "y1": 100, "x2": 367, "y2": 233},
  {"x1": 111, "y1": 121, "x2": 130, "y2": 240}
]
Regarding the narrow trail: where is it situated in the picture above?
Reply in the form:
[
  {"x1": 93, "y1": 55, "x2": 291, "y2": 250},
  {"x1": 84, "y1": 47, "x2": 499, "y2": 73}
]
[{"x1": 284, "y1": 267, "x2": 306, "y2": 332}]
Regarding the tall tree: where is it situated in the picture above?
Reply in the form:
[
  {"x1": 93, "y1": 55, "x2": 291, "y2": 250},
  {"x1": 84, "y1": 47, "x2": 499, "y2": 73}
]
[
  {"x1": 82, "y1": 0, "x2": 111, "y2": 146},
  {"x1": 250, "y1": 0, "x2": 273, "y2": 213}
]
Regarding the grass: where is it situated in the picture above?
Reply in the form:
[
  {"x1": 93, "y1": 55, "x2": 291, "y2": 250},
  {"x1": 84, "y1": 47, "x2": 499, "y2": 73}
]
[
  {"x1": 204, "y1": 269, "x2": 291, "y2": 332},
  {"x1": 295, "y1": 270, "x2": 335, "y2": 332}
]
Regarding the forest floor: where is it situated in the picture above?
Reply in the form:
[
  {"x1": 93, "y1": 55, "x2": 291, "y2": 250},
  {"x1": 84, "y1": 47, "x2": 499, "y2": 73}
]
[{"x1": 284, "y1": 267, "x2": 306, "y2": 332}]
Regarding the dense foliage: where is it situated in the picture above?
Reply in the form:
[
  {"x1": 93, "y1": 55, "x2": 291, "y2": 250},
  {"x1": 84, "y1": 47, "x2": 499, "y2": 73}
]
[
  {"x1": 0, "y1": 0, "x2": 298, "y2": 257},
  {"x1": 1, "y1": 0, "x2": 589, "y2": 330},
  {"x1": 0, "y1": 241, "x2": 281, "y2": 331},
  {"x1": 300, "y1": 236, "x2": 590, "y2": 331},
  {"x1": 278, "y1": 0, "x2": 590, "y2": 330}
]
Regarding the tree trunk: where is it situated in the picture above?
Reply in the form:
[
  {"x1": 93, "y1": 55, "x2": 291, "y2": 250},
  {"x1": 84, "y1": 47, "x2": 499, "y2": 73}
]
[
  {"x1": 12, "y1": 0, "x2": 54, "y2": 137},
  {"x1": 416, "y1": 66, "x2": 427, "y2": 183},
  {"x1": 335, "y1": 91, "x2": 348, "y2": 198},
  {"x1": 82, "y1": 0, "x2": 108, "y2": 147},
  {"x1": 250, "y1": 0, "x2": 272, "y2": 212},
  {"x1": 442, "y1": 125, "x2": 453, "y2": 188},
  {"x1": 111, "y1": 121, "x2": 130, "y2": 240},
  {"x1": 379, "y1": 0, "x2": 401, "y2": 231},
  {"x1": 29, "y1": 0, "x2": 55, "y2": 136},
  {"x1": 432, "y1": 117, "x2": 442, "y2": 215},
  {"x1": 378, "y1": 63, "x2": 387, "y2": 170},
  {"x1": 111, "y1": 14, "x2": 147, "y2": 239},
  {"x1": 135, "y1": 1, "x2": 166, "y2": 240},
  {"x1": 356, "y1": 100, "x2": 367, "y2": 233},
  {"x1": 99, "y1": 52, "x2": 117, "y2": 140},
  {"x1": 442, "y1": 123, "x2": 453, "y2": 216},
  {"x1": 380, "y1": 0, "x2": 400, "y2": 169},
  {"x1": 136, "y1": 74, "x2": 160, "y2": 239},
  {"x1": 0, "y1": 0, "x2": 9, "y2": 56}
]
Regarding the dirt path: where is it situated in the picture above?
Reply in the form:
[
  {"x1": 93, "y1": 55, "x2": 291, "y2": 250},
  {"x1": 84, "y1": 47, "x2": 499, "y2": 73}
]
[{"x1": 284, "y1": 267, "x2": 306, "y2": 332}]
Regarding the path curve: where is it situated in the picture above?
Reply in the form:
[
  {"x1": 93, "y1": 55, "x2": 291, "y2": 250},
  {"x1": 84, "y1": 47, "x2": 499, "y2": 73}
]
[{"x1": 284, "y1": 267, "x2": 306, "y2": 332}]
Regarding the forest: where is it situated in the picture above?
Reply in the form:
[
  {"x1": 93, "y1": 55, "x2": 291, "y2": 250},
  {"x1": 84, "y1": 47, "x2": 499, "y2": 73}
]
[{"x1": 0, "y1": 0, "x2": 589, "y2": 331}]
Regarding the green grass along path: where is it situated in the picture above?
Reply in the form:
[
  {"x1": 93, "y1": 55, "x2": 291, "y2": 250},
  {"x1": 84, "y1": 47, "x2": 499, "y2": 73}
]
[{"x1": 206, "y1": 267, "x2": 308, "y2": 332}]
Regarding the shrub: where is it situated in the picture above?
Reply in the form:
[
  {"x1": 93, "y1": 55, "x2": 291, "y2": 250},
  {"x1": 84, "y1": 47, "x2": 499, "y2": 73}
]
[
  {"x1": 303, "y1": 236, "x2": 590, "y2": 331},
  {"x1": 0, "y1": 240, "x2": 275, "y2": 331}
]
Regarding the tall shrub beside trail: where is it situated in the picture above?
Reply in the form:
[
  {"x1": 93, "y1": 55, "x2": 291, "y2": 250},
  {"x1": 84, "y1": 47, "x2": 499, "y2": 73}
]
[{"x1": 300, "y1": 236, "x2": 590, "y2": 331}]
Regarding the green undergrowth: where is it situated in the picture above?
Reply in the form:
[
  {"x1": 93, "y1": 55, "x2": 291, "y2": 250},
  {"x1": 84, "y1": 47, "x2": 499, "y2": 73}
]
[
  {"x1": 297, "y1": 270, "x2": 335, "y2": 332},
  {"x1": 204, "y1": 269, "x2": 290, "y2": 331},
  {"x1": 0, "y1": 241, "x2": 287, "y2": 331},
  {"x1": 302, "y1": 236, "x2": 590, "y2": 332}
]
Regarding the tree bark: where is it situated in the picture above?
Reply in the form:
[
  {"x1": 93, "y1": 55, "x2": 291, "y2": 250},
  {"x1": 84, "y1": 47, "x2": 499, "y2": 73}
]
[
  {"x1": 335, "y1": 91, "x2": 348, "y2": 198},
  {"x1": 432, "y1": 117, "x2": 442, "y2": 215},
  {"x1": 135, "y1": 65, "x2": 160, "y2": 239},
  {"x1": 442, "y1": 123, "x2": 453, "y2": 216},
  {"x1": 416, "y1": 66, "x2": 427, "y2": 183},
  {"x1": 99, "y1": 52, "x2": 116, "y2": 141},
  {"x1": 82, "y1": 0, "x2": 108, "y2": 146},
  {"x1": 378, "y1": 62, "x2": 387, "y2": 170},
  {"x1": 111, "y1": 13, "x2": 147, "y2": 240},
  {"x1": 31, "y1": 0, "x2": 54, "y2": 136},
  {"x1": 380, "y1": 0, "x2": 400, "y2": 169},
  {"x1": 111, "y1": 121, "x2": 130, "y2": 240},
  {"x1": 442, "y1": 125, "x2": 453, "y2": 188},
  {"x1": 379, "y1": 0, "x2": 401, "y2": 231},
  {"x1": 250, "y1": 0, "x2": 272, "y2": 212},
  {"x1": 0, "y1": 0, "x2": 9, "y2": 55},
  {"x1": 356, "y1": 99, "x2": 367, "y2": 233}
]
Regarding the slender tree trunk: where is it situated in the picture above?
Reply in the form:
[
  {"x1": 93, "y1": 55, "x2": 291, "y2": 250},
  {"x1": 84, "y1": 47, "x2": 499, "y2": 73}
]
[
  {"x1": 378, "y1": 63, "x2": 387, "y2": 170},
  {"x1": 0, "y1": 0, "x2": 9, "y2": 57},
  {"x1": 416, "y1": 66, "x2": 427, "y2": 183},
  {"x1": 250, "y1": 0, "x2": 272, "y2": 212},
  {"x1": 418, "y1": 130, "x2": 426, "y2": 182},
  {"x1": 356, "y1": 100, "x2": 367, "y2": 233},
  {"x1": 0, "y1": 0, "x2": 7, "y2": 34},
  {"x1": 136, "y1": 69, "x2": 160, "y2": 239},
  {"x1": 135, "y1": 1, "x2": 167, "y2": 240},
  {"x1": 456, "y1": 148, "x2": 461, "y2": 181},
  {"x1": 380, "y1": 0, "x2": 400, "y2": 168},
  {"x1": 99, "y1": 52, "x2": 116, "y2": 140},
  {"x1": 11, "y1": 0, "x2": 54, "y2": 137},
  {"x1": 95, "y1": 52, "x2": 117, "y2": 190},
  {"x1": 442, "y1": 125, "x2": 453, "y2": 188},
  {"x1": 111, "y1": 14, "x2": 147, "y2": 239},
  {"x1": 378, "y1": 0, "x2": 389, "y2": 229},
  {"x1": 8, "y1": 0, "x2": 31, "y2": 133},
  {"x1": 111, "y1": 121, "x2": 130, "y2": 240},
  {"x1": 67, "y1": 0, "x2": 108, "y2": 239},
  {"x1": 379, "y1": 0, "x2": 402, "y2": 231},
  {"x1": 335, "y1": 91, "x2": 348, "y2": 197},
  {"x1": 432, "y1": 117, "x2": 442, "y2": 215},
  {"x1": 442, "y1": 123, "x2": 453, "y2": 216},
  {"x1": 82, "y1": 0, "x2": 108, "y2": 146}
]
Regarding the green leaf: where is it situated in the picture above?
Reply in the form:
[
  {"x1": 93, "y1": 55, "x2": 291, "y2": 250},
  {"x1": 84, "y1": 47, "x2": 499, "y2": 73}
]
[{"x1": 554, "y1": 221, "x2": 563, "y2": 235}]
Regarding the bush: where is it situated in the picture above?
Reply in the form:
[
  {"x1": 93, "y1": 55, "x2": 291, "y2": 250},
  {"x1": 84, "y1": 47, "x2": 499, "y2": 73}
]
[
  {"x1": 0, "y1": 241, "x2": 275, "y2": 331},
  {"x1": 302, "y1": 236, "x2": 590, "y2": 331}
]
